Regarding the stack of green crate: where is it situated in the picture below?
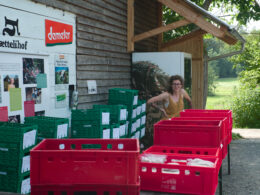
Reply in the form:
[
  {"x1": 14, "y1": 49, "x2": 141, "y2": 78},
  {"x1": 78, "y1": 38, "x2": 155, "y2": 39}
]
[
  {"x1": 71, "y1": 108, "x2": 110, "y2": 138},
  {"x1": 0, "y1": 122, "x2": 38, "y2": 194},
  {"x1": 93, "y1": 104, "x2": 128, "y2": 139},
  {"x1": 24, "y1": 116, "x2": 69, "y2": 142},
  {"x1": 138, "y1": 100, "x2": 147, "y2": 139},
  {"x1": 108, "y1": 88, "x2": 139, "y2": 137}
]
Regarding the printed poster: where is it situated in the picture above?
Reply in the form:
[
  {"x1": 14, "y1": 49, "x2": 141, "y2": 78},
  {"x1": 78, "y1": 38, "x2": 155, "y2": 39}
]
[
  {"x1": 55, "y1": 93, "x2": 67, "y2": 108},
  {"x1": 23, "y1": 58, "x2": 44, "y2": 84},
  {"x1": 3, "y1": 74, "x2": 19, "y2": 91},
  {"x1": 87, "y1": 80, "x2": 97, "y2": 94},
  {"x1": 55, "y1": 67, "x2": 69, "y2": 84},
  {"x1": 9, "y1": 88, "x2": 22, "y2": 111},
  {"x1": 25, "y1": 87, "x2": 42, "y2": 104},
  {"x1": 36, "y1": 73, "x2": 47, "y2": 88}
]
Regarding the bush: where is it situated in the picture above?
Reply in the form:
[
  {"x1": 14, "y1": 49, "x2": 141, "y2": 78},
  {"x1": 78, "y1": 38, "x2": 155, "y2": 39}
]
[{"x1": 232, "y1": 88, "x2": 260, "y2": 128}]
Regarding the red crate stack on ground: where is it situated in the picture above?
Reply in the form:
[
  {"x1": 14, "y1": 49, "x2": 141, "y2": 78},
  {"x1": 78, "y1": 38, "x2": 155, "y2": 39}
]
[
  {"x1": 140, "y1": 109, "x2": 232, "y2": 195},
  {"x1": 30, "y1": 139, "x2": 140, "y2": 195},
  {"x1": 180, "y1": 109, "x2": 232, "y2": 145}
]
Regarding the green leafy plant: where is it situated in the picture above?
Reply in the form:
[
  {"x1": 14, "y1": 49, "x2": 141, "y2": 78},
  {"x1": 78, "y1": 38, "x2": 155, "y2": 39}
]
[{"x1": 231, "y1": 88, "x2": 260, "y2": 128}]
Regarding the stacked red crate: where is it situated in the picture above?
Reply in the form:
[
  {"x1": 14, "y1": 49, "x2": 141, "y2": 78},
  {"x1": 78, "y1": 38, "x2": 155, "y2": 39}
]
[
  {"x1": 140, "y1": 109, "x2": 232, "y2": 195},
  {"x1": 30, "y1": 139, "x2": 140, "y2": 195}
]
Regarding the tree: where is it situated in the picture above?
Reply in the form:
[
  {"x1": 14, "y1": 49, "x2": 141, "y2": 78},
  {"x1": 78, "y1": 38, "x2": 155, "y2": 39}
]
[
  {"x1": 230, "y1": 30, "x2": 260, "y2": 128},
  {"x1": 231, "y1": 30, "x2": 260, "y2": 88},
  {"x1": 163, "y1": 0, "x2": 260, "y2": 42}
]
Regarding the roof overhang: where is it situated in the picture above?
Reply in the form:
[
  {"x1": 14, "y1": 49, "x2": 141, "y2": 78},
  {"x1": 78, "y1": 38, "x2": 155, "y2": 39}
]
[{"x1": 127, "y1": 0, "x2": 245, "y2": 52}]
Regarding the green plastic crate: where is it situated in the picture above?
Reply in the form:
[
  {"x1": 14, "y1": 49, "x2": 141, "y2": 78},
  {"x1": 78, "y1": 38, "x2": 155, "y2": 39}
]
[
  {"x1": 140, "y1": 113, "x2": 146, "y2": 126},
  {"x1": 93, "y1": 104, "x2": 127, "y2": 123},
  {"x1": 0, "y1": 123, "x2": 38, "y2": 153},
  {"x1": 24, "y1": 116, "x2": 69, "y2": 139},
  {"x1": 108, "y1": 88, "x2": 139, "y2": 106},
  {"x1": 139, "y1": 125, "x2": 146, "y2": 139},
  {"x1": 0, "y1": 142, "x2": 30, "y2": 172},
  {"x1": 139, "y1": 99, "x2": 147, "y2": 114},
  {"x1": 0, "y1": 166, "x2": 30, "y2": 194},
  {"x1": 71, "y1": 123, "x2": 110, "y2": 139},
  {"x1": 71, "y1": 108, "x2": 110, "y2": 126}
]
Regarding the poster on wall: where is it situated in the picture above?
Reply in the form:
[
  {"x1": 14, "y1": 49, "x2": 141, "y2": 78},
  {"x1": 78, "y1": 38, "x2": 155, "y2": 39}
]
[
  {"x1": 55, "y1": 67, "x2": 69, "y2": 84},
  {"x1": 0, "y1": 76, "x2": 1, "y2": 103},
  {"x1": 3, "y1": 75, "x2": 19, "y2": 91},
  {"x1": 25, "y1": 87, "x2": 42, "y2": 104},
  {"x1": 23, "y1": 58, "x2": 44, "y2": 84},
  {"x1": 55, "y1": 93, "x2": 67, "y2": 108},
  {"x1": 8, "y1": 115, "x2": 21, "y2": 123},
  {"x1": 87, "y1": 80, "x2": 97, "y2": 94},
  {"x1": 9, "y1": 88, "x2": 22, "y2": 111}
]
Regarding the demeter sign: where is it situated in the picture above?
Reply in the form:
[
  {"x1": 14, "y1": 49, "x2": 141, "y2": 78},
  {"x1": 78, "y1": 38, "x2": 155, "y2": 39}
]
[{"x1": 45, "y1": 19, "x2": 73, "y2": 46}]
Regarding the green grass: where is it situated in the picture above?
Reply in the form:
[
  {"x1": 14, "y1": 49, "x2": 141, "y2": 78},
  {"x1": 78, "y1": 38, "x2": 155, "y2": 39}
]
[{"x1": 206, "y1": 77, "x2": 239, "y2": 109}]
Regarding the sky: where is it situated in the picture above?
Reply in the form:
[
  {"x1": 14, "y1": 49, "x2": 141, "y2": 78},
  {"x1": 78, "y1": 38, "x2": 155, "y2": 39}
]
[{"x1": 211, "y1": 6, "x2": 260, "y2": 32}]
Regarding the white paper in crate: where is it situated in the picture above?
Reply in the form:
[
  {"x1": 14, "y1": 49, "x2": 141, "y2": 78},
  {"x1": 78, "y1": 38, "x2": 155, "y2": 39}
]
[
  {"x1": 113, "y1": 127, "x2": 120, "y2": 139},
  {"x1": 21, "y1": 178, "x2": 30, "y2": 194},
  {"x1": 133, "y1": 95, "x2": 138, "y2": 105},
  {"x1": 103, "y1": 128, "x2": 110, "y2": 139},
  {"x1": 57, "y1": 124, "x2": 68, "y2": 138},
  {"x1": 21, "y1": 155, "x2": 30, "y2": 173},
  {"x1": 102, "y1": 112, "x2": 110, "y2": 125},
  {"x1": 142, "y1": 103, "x2": 146, "y2": 113},
  {"x1": 141, "y1": 127, "x2": 145, "y2": 137},
  {"x1": 141, "y1": 154, "x2": 167, "y2": 163},
  {"x1": 120, "y1": 109, "x2": 127, "y2": 120},
  {"x1": 23, "y1": 130, "x2": 36, "y2": 150},
  {"x1": 119, "y1": 124, "x2": 126, "y2": 136}
]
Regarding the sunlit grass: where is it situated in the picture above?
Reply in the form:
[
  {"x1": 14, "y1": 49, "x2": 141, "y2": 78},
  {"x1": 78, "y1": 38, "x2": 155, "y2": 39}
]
[{"x1": 206, "y1": 77, "x2": 239, "y2": 109}]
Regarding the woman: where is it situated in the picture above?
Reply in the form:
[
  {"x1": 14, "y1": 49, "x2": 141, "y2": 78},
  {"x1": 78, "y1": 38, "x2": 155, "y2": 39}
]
[{"x1": 147, "y1": 75, "x2": 192, "y2": 120}]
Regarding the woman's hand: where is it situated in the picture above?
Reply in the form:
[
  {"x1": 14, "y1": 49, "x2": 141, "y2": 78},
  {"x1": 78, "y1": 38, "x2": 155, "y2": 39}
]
[{"x1": 160, "y1": 108, "x2": 168, "y2": 118}]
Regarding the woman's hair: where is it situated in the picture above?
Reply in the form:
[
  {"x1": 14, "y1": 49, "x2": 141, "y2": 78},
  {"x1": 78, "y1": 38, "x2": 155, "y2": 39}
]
[{"x1": 167, "y1": 75, "x2": 184, "y2": 94}]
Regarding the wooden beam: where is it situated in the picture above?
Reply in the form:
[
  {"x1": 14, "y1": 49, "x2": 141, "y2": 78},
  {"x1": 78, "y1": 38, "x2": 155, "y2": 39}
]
[
  {"x1": 133, "y1": 19, "x2": 191, "y2": 42},
  {"x1": 219, "y1": 25, "x2": 237, "y2": 44},
  {"x1": 127, "y1": 0, "x2": 134, "y2": 52},
  {"x1": 158, "y1": 0, "x2": 233, "y2": 42},
  {"x1": 161, "y1": 29, "x2": 206, "y2": 49},
  {"x1": 158, "y1": 2, "x2": 163, "y2": 50}
]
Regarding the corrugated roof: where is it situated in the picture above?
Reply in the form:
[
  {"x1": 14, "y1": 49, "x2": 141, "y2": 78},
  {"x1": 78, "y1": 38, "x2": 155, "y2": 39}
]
[{"x1": 184, "y1": 0, "x2": 245, "y2": 43}]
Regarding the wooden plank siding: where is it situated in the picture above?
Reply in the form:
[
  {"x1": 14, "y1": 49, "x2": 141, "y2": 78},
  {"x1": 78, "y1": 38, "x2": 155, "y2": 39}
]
[
  {"x1": 160, "y1": 34, "x2": 204, "y2": 109},
  {"x1": 31, "y1": 0, "x2": 159, "y2": 109}
]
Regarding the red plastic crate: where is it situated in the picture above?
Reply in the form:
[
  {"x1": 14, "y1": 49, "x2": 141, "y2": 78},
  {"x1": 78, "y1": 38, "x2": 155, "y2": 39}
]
[
  {"x1": 154, "y1": 120, "x2": 222, "y2": 148},
  {"x1": 180, "y1": 110, "x2": 232, "y2": 144},
  {"x1": 143, "y1": 145, "x2": 222, "y2": 160},
  {"x1": 30, "y1": 139, "x2": 139, "y2": 186},
  {"x1": 140, "y1": 154, "x2": 221, "y2": 195},
  {"x1": 171, "y1": 117, "x2": 229, "y2": 158},
  {"x1": 0, "y1": 106, "x2": 8, "y2": 122},
  {"x1": 31, "y1": 183, "x2": 140, "y2": 195}
]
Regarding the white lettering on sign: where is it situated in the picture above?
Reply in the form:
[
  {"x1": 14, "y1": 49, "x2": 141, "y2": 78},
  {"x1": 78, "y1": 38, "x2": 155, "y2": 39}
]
[{"x1": 48, "y1": 27, "x2": 70, "y2": 41}]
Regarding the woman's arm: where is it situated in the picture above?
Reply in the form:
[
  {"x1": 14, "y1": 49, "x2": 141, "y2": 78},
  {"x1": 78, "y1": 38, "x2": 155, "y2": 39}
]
[
  {"x1": 147, "y1": 92, "x2": 168, "y2": 104},
  {"x1": 182, "y1": 89, "x2": 192, "y2": 108},
  {"x1": 147, "y1": 92, "x2": 169, "y2": 117}
]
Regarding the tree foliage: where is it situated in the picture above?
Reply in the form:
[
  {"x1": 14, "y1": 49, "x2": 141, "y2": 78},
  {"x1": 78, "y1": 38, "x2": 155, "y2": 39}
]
[
  {"x1": 163, "y1": 0, "x2": 260, "y2": 42},
  {"x1": 230, "y1": 30, "x2": 260, "y2": 128}
]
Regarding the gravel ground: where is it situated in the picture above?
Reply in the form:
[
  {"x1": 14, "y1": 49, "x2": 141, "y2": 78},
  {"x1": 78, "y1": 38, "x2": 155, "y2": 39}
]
[{"x1": 141, "y1": 137, "x2": 260, "y2": 195}]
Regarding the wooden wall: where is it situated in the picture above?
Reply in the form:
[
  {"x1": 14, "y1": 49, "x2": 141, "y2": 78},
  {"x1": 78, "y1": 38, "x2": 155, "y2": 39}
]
[
  {"x1": 160, "y1": 34, "x2": 204, "y2": 109},
  {"x1": 31, "y1": 0, "x2": 159, "y2": 109},
  {"x1": 134, "y1": 0, "x2": 159, "y2": 51}
]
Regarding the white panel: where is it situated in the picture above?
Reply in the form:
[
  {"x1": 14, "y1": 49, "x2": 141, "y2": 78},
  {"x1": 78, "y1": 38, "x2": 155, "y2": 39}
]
[
  {"x1": 0, "y1": 0, "x2": 76, "y2": 122},
  {"x1": 132, "y1": 52, "x2": 192, "y2": 78}
]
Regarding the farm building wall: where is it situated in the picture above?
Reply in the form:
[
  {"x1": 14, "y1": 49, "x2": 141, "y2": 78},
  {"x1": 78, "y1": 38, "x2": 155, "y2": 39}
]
[{"x1": 31, "y1": 0, "x2": 159, "y2": 109}]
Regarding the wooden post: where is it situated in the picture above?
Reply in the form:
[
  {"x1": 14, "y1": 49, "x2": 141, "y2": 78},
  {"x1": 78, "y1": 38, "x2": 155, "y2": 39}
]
[{"x1": 127, "y1": 0, "x2": 134, "y2": 52}]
